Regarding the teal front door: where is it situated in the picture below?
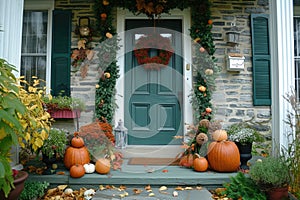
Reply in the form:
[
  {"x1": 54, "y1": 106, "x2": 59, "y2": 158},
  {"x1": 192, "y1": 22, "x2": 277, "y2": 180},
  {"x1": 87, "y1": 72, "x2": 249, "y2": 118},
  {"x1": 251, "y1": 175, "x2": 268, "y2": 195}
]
[{"x1": 124, "y1": 19, "x2": 183, "y2": 145}]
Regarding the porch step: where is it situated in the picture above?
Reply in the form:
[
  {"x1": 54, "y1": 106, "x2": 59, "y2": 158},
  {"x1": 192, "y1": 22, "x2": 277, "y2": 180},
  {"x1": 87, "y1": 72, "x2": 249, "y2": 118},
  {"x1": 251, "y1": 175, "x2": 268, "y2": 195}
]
[
  {"x1": 93, "y1": 186, "x2": 213, "y2": 200},
  {"x1": 28, "y1": 159, "x2": 235, "y2": 191}
]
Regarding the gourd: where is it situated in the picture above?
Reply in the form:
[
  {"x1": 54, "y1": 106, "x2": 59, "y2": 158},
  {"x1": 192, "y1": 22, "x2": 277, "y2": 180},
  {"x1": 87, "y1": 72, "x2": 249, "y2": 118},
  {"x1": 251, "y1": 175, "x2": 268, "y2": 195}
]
[
  {"x1": 70, "y1": 164, "x2": 85, "y2": 178},
  {"x1": 71, "y1": 132, "x2": 85, "y2": 148},
  {"x1": 95, "y1": 158, "x2": 111, "y2": 174},
  {"x1": 179, "y1": 154, "x2": 194, "y2": 168},
  {"x1": 64, "y1": 132, "x2": 90, "y2": 169},
  {"x1": 83, "y1": 163, "x2": 95, "y2": 174},
  {"x1": 207, "y1": 140, "x2": 240, "y2": 172},
  {"x1": 193, "y1": 154, "x2": 208, "y2": 172},
  {"x1": 211, "y1": 129, "x2": 228, "y2": 142}
]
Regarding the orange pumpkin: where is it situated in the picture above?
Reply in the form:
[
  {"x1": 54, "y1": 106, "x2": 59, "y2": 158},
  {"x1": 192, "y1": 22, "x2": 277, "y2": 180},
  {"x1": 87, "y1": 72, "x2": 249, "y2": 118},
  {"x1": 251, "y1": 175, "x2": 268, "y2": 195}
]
[
  {"x1": 211, "y1": 129, "x2": 228, "y2": 142},
  {"x1": 207, "y1": 141, "x2": 240, "y2": 172},
  {"x1": 193, "y1": 154, "x2": 208, "y2": 172},
  {"x1": 95, "y1": 158, "x2": 111, "y2": 174},
  {"x1": 71, "y1": 132, "x2": 85, "y2": 148},
  {"x1": 179, "y1": 154, "x2": 194, "y2": 168},
  {"x1": 64, "y1": 146, "x2": 90, "y2": 169},
  {"x1": 100, "y1": 13, "x2": 107, "y2": 19},
  {"x1": 70, "y1": 164, "x2": 85, "y2": 178}
]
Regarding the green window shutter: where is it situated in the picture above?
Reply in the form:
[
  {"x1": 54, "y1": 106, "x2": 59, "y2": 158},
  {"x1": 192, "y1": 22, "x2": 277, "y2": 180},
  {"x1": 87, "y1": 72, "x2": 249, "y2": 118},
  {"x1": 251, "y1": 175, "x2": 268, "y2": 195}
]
[
  {"x1": 251, "y1": 14, "x2": 271, "y2": 106},
  {"x1": 51, "y1": 10, "x2": 72, "y2": 96}
]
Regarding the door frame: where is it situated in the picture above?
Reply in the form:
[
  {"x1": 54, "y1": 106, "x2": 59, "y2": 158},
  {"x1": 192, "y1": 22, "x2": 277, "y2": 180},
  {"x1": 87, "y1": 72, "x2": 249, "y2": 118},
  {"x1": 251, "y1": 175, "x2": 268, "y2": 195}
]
[{"x1": 115, "y1": 8, "x2": 193, "y2": 145}]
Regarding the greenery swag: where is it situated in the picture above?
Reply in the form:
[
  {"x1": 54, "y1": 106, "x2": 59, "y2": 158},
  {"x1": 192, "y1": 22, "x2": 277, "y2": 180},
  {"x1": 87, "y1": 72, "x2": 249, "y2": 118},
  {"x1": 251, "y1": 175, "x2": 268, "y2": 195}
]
[{"x1": 94, "y1": 0, "x2": 220, "y2": 124}]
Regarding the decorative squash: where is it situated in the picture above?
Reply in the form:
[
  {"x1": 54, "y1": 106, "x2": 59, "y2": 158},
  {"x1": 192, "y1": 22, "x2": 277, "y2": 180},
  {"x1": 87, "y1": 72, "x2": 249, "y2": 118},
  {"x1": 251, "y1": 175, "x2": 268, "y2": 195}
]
[
  {"x1": 70, "y1": 164, "x2": 85, "y2": 178},
  {"x1": 207, "y1": 141, "x2": 240, "y2": 172},
  {"x1": 64, "y1": 146, "x2": 90, "y2": 169},
  {"x1": 95, "y1": 158, "x2": 111, "y2": 174},
  {"x1": 193, "y1": 154, "x2": 208, "y2": 172},
  {"x1": 179, "y1": 154, "x2": 194, "y2": 168},
  {"x1": 83, "y1": 163, "x2": 95, "y2": 174},
  {"x1": 211, "y1": 129, "x2": 228, "y2": 142},
  {"x1": 71, "y1": 132, "x2": 85, "y2": 148}
]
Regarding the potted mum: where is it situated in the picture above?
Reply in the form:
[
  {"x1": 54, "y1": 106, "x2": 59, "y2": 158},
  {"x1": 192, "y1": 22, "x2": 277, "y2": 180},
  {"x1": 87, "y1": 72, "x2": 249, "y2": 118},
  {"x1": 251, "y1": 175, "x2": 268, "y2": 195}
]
[
  {"x1": 43, "y1": 95, "x2": 85, "y2": 119},
  {"x1": 249, "y1": 156, "x2": 289, "y2": 200},
  {"x1": 0, "y1": 59, "x2": 52, "y2": 198},
  {"x1": 227, "y1": 123, "x2": 264, "y2": 170}
]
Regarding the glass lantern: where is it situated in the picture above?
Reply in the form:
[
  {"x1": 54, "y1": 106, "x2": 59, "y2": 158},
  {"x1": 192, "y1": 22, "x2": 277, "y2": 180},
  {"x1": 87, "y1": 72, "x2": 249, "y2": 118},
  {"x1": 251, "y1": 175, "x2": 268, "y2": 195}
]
[{"x1": 114, "y1": 119, "x2": 128, "y2": 149}]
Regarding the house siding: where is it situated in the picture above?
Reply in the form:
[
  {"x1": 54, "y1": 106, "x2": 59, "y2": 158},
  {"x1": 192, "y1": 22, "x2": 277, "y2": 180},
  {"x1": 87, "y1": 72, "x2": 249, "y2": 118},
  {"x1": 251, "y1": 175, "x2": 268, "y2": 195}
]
[{"x1": 53, "y1": 0, "x2": 272, "y2": 136}]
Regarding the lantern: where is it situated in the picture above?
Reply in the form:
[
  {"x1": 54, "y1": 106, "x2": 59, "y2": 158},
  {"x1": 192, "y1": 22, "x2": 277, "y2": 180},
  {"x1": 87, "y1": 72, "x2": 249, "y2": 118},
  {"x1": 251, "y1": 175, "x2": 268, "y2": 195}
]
[
  {"x1": 114, "y1": 119, "x2": 128, "y2": 149},
  {"x1": 226, "y1": 25, "x2": 240, "y2": 46},
  {"x1": 78, "y1": 17, "x2": 91, "y2": 37}
]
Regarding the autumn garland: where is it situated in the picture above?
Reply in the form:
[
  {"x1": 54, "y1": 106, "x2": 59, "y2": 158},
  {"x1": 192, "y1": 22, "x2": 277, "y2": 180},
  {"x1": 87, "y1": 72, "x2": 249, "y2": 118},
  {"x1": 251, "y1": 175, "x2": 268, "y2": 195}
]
[{"x1": 134, "y1": 34, "x2": 174, "y2": 70}]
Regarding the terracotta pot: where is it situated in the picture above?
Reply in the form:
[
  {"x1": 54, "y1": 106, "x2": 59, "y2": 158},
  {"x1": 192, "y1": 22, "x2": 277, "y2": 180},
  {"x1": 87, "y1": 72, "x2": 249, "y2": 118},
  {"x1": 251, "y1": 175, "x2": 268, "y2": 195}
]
[
  {"x1": 0, "y1": 171, "x2": 29, "y2": 200},
  {"x1": 266, "y1": 186, "x2": 289, "y2": 200}
]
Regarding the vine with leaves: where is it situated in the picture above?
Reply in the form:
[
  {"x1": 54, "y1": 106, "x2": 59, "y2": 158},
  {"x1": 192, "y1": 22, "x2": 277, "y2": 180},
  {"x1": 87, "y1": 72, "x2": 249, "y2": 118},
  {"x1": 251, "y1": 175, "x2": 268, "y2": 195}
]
[{"x1": 93, "y1": 0, "x2": 220, "y2": 124}]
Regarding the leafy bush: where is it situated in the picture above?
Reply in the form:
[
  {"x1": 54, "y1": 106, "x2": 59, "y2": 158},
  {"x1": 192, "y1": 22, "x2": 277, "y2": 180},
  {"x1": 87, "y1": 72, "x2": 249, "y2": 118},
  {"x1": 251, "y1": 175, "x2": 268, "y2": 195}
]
[
  {"x1": 222, "y1": 172, "x2": 266, "y2": 200},
  {"x1": 43, "y1": 95, "x2": 85, "y2": 111},
  {"x1": 249, "y1": 157, "x2": 289, "y2": 189},
  {"x1": 41, "y1": 128, "x2": 68, "y2": 158},
  {"x1": 20, "y1": 181, "x2": 49, "y2": 200}
]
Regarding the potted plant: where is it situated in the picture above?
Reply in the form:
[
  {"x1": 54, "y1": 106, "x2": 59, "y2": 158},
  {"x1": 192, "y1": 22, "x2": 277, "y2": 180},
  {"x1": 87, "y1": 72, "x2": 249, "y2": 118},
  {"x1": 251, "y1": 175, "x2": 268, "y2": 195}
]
[
  {"x1": 227, "y1": 122, "x2": 264, "y2": 170},
  {"x1": 249, "y1": 156, "x2": 289, "y2": 200},
  {"x1": 19, "y1": 181, "x2": 49, "y2": 200},
  {"x1": 43, "y1": 95, "x2": 85, "y2": 118},
  {"x1": 0, "y1": 59, "x2": 52, "y2": 198},
  {"x1": 40, "y1": 128, "x2": 68, "y2": 173}
]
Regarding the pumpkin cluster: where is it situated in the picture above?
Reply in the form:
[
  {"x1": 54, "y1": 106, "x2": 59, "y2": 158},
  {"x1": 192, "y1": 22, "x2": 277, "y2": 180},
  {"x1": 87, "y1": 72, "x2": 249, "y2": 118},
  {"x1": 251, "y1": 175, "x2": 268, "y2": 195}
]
[{"x1": 180, "y1": 120, "x2": 240, "y2": 173}]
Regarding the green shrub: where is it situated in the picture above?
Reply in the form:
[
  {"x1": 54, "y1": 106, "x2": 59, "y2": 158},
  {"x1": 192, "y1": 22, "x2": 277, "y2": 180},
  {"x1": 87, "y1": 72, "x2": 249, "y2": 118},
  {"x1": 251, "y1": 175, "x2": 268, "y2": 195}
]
[
  {"x1": 249, "y1": 157, "x2": 289, "y2": 189},
  {"x1": 222, "y1": 172, "x2": 267, "y2": 200},
  {"x1": 20, "y1": 181, "x2": 49, "y2": 200}
]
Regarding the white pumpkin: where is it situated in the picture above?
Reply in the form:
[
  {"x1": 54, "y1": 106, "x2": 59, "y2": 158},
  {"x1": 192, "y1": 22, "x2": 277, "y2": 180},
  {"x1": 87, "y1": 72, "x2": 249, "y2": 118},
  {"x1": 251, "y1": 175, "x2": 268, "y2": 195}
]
[{"x1": 83, "y1": 163, "x2": 95, "y2": 174}]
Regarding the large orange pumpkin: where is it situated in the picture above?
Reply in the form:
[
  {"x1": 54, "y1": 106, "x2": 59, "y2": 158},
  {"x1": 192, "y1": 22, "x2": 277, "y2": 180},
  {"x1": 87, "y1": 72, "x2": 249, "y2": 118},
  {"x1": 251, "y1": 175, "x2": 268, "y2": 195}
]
[
  {"x1": 64, "y1": 146, "x2": 90, "y2": 169},
  {"x1": 70, "y1": 164, "x2": 85, "y2": 178},
  {"x1": 179, "y1": 154, "x2": 194, "y2": 168},
  {"x1": 95, "y1": 158, "x2": 111, "y2": 174},
  {"x1": 207, "y1": 141, "x2": 240, "y2": 172},
  {"x1": 193, "y1": 154, "x2": 208, "y2": 172}
]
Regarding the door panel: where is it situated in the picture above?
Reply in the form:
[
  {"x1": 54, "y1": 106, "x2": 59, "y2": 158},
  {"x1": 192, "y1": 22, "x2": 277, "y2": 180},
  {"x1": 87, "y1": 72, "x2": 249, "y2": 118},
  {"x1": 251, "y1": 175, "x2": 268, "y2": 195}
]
[{"x1": 125, "y1": 19, "x2": 183, "y2": 145}]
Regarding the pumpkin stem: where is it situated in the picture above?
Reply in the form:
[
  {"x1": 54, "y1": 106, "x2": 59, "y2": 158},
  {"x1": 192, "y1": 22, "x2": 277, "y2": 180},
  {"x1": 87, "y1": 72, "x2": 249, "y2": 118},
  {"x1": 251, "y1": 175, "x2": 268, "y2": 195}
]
[
  {"x1": 194, "y1": 153, "x2": 201, "y2": 158},
  {"x1": 74, "y1": 132, "x2": 79, "y2": 137}
]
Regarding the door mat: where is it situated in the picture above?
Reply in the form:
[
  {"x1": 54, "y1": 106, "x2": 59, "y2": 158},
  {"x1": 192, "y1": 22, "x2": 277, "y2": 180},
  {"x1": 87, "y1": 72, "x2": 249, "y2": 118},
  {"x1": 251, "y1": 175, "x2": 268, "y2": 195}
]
[{"x1": 128, "y1": 157, "x2": 180, "y2": 166}]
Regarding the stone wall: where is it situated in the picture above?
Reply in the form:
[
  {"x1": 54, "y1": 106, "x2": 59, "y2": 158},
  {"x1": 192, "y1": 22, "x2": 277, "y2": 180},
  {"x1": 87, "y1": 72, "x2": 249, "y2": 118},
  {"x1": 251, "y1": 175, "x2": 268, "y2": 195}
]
[{"x1": 211, "y1": 0, "x2": 271, "y2": 132}]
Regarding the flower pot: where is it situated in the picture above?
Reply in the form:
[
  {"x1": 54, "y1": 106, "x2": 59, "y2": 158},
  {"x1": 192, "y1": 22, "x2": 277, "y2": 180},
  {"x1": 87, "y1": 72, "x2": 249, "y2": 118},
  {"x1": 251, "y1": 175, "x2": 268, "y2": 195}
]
[
  {"x1": 49, "y1": 109, "x2": 81, "y2": 119},
  {"x1": 266, "y1": 186, "x2": 289, "y2": 200},
  {"x1": 235, "y1": 142, "x2": 252, "y2": 170},
  {"x1": 0, "y1": 171, "x2": 28, "y2": 200}
]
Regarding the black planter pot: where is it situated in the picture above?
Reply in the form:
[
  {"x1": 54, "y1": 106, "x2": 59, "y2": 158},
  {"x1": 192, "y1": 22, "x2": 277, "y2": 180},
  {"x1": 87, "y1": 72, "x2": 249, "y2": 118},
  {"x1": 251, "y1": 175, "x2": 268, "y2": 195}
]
[
  {"x1": 235, "y1": 142, "x2": 252, "y2": 170},
  {"x1": 42, "y1": 153, "x2": 57, "y2": 174}
]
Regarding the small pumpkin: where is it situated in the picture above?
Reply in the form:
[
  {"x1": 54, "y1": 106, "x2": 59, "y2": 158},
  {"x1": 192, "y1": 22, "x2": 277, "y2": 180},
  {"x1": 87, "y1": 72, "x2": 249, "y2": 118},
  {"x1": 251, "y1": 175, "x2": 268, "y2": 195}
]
[
  {"x1": 70, "y1": 164, "x2": 85, "y2": 178},
  {"x1": 193, "y1": 154, "x2": 208, "y2": 172},
  {"x1": 211, "y1": 129, "x2": 228, "y2": 142},
  {"x1": 207, "y1": 140, "x2": 240, "y2": 172},
  {"x1": 198, "y1": 85, "x2": 206, "y2": 92},
  {"x1": 83, "y1": 163, "x2": 95, "y2": 174},
  {"x1": 95, "y1": 158, "x2": 111, "y2": 174},
  {"x1": 179, "y1": 154, "x2": 194, "y2": 168},
  {"x1": 64, "y1": 146, "x2": 90, "y2": 169},
  {"x1": 71, "y1": 132, "x2": 85, "y2": 148}
]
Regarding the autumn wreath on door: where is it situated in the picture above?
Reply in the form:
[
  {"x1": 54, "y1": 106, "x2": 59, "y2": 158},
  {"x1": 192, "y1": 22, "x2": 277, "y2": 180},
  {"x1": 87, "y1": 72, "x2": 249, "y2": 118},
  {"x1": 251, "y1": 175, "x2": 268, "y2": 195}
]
[{"x1": 134, "y1": 33, "x2": 174, "y2": 70}]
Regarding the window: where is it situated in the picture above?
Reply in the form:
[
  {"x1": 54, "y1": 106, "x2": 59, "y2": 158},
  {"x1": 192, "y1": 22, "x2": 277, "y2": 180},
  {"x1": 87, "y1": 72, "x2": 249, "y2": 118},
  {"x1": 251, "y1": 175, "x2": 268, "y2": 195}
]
[
  {"x1": 21, "y1": 10, "x2": 48, "y2": 84},
  {"x1": 294, "y1": 17, "x2": 300, "y2": 100}
]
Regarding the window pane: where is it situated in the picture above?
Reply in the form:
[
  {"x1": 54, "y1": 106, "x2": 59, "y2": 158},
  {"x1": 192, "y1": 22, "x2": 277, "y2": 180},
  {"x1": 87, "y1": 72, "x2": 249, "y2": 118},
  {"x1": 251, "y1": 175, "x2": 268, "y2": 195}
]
[{"x1": 21, "y1": 10, "x2": 48, "y2": 83}]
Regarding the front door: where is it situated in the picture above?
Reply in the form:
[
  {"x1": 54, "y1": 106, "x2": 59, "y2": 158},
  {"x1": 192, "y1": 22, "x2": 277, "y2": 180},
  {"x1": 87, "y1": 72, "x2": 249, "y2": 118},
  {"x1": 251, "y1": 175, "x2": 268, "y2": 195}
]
[{"x1": 124, "y1": 19, "x2": 183, "y2": 145}]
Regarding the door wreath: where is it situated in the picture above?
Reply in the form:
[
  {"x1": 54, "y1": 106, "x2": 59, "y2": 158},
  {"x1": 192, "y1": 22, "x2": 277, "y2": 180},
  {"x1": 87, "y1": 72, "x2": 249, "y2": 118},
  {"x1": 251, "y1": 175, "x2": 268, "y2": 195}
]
[{"x1": 134, "y1": 34, "x2": 174, "y2": 70}]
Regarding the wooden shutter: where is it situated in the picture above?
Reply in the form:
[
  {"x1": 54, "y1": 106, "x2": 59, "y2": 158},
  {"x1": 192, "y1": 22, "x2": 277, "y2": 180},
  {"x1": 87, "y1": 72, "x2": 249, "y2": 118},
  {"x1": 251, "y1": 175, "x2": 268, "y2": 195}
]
[
  {"x1": 251, "y1": 14, "x2": 271, "y2": 106},
  {"x1": 51, "y1": 10, "x2": 71, "y2": 96}
]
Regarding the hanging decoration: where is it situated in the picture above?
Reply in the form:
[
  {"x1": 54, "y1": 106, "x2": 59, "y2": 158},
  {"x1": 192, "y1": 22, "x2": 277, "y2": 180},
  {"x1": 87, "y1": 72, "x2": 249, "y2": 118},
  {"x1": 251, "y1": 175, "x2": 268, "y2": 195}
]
[{"x1": 134, "y1": 34, "x2": 174, "y2": 70}]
